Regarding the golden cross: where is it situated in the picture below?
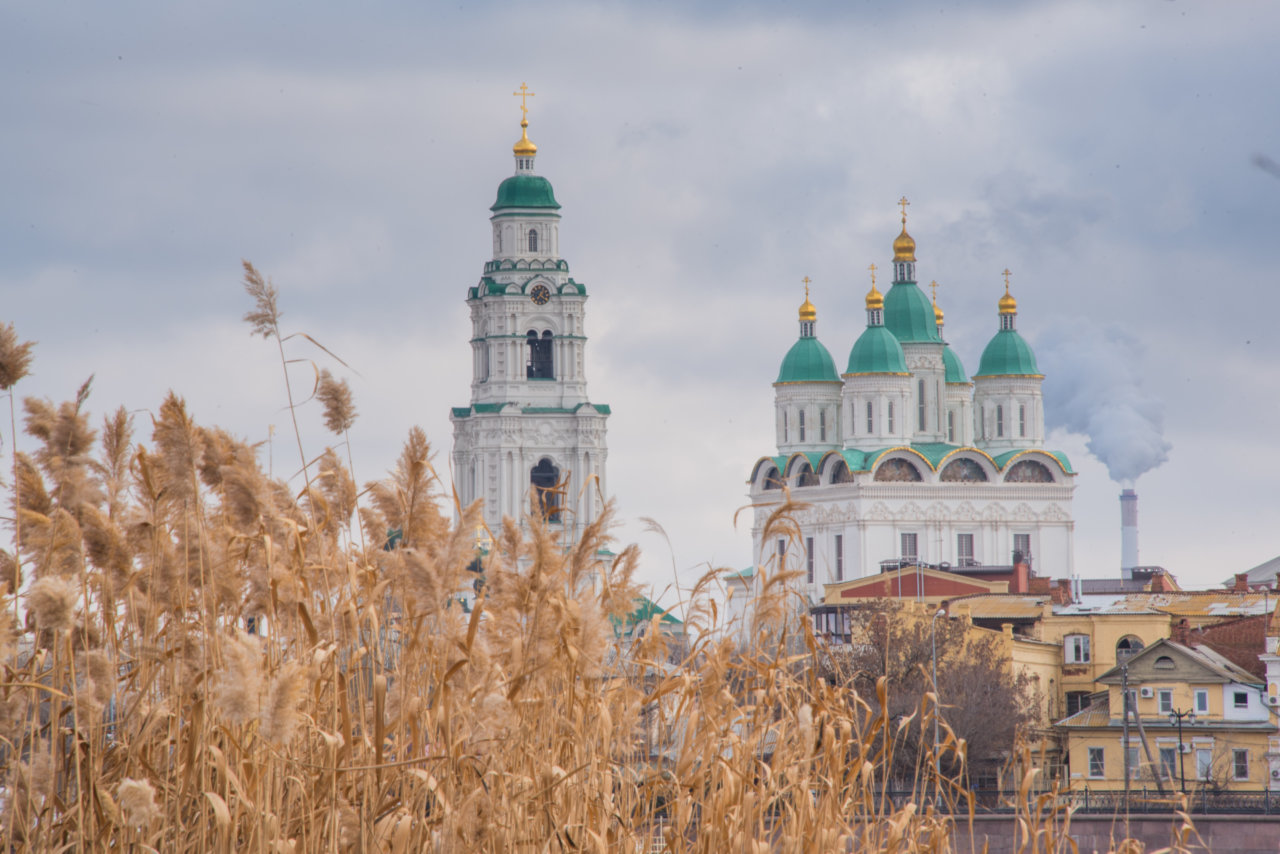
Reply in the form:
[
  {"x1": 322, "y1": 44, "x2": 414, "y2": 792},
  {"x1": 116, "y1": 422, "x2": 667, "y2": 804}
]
[
  {"x1": 513, "y1": 82, "x2": 536, "y2": 121},
  {"x1": 1002, "y1": 268, "x2": 1012, "y2": 293},
  {"x1": 930, "y1": 280, "x2": 940, "y2": 305},
  {"x1": 868, "y1": 263, "x2": 877, "y2": 288},
  {"x1": 802, "y1": 275, "x2": 811, "y2": 300},
  {"x1": 898, "y1": 196, "x2": 910, "y2": 224}
]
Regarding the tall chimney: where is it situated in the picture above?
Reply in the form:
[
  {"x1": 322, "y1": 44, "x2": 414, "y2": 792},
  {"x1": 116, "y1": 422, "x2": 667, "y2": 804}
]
[{"x1": 1120, "y1": 489, "x2": 1139, "y2": 580}]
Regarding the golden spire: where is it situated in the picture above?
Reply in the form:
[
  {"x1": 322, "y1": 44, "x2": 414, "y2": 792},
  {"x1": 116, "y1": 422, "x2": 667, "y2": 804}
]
[
  {"x1": 892, "y1": 195, "x2": 916, "y2": 263},
  {"x1": 865, "y1": 263, "x2": 883, "y2": 310},
  {"x1": 930, "y1": 280, "x2": 943, "y2": 325},
  {"x1": 512, "y1": 82, "x2": 538, "y2": 156},
  {"x1": 798, "y1": 275, "x2": 817, "y2": 323},
  {"x1": 998, "y1": 268, "x2": 1017, "y2": 315}
]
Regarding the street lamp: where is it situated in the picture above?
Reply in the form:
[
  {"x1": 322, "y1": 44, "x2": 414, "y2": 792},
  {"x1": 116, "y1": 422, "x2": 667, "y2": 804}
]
[{"x1": 1168, "y1": 708, "x2": 1197, "y2": 793}]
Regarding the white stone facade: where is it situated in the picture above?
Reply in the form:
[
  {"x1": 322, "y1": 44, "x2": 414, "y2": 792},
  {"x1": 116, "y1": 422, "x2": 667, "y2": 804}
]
[{"x1": 450, "y1": 131, "x2": 609, "y2": 545}]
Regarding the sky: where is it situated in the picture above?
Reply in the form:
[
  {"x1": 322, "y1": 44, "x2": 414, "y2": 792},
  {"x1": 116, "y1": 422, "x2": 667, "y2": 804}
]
[{"x1": 3, "y1": 0, "x2": 1278, "y2": 600}]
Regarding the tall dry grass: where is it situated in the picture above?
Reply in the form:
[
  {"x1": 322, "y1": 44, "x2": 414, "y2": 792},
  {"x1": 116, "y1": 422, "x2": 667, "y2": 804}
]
[{"x1": 0, "y1": 282, "x2": 1173, "y2": 851}]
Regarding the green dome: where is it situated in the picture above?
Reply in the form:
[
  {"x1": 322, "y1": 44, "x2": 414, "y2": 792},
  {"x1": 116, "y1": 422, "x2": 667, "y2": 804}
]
[
  {"x1": 846, "y1": 326, "x2": 908, "y2": 375},
  {"x1": 491, "y1": 174, "x2": 561, "y2": 211},
  {"x1": 942, "y1": 345, "x2": 968, "y2": 383},
  {"x1": 883, "y1": 283, "x2": 941, "y2": 343},
  {"x1": 974, "y1": 329, "x2": 1041, "y2": 377},
  {"x1": 776, "y1": 337, "x2": 839, "y2": 384}
]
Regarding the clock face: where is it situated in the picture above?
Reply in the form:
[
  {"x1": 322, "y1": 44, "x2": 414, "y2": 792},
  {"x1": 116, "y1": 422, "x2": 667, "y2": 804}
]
[{"x1": 530, "y1": 284, "x2": 551, "y2": 305}]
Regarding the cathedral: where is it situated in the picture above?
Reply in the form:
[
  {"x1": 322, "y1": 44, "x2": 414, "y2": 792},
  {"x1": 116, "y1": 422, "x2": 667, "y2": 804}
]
[
  {"x1": 450, "y1": 89, "x2": 609, "y2": 543},
  {"x1": 746, "y1": 204, "x2": 1076, "y2": 604}
]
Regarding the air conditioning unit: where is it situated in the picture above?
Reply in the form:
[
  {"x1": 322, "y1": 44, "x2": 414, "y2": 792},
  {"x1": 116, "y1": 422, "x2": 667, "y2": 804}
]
[
  {"x1": 1269, "y1": 695, "x2": 1280, "y2": 707},
  {"x1": 1272, "y1": 769, "x2": 1280, "y2": 779},
  {"x1": 1139, "y1": 687, "x2": 1154, "y2": 698}
]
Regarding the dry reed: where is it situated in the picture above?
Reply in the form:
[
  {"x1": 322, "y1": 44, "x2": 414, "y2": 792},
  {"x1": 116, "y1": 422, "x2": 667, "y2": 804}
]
[{"x1": 0, "y1": 297, "x2": 1168, "y2": 853}]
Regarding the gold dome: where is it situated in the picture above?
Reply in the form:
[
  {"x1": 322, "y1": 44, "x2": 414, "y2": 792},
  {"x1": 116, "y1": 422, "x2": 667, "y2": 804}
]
[
  {"x1": 798, "y1": 277, "x2": 817, "y2": 322},
  {"x1": 998, "y1": 269, "x2": 1017, "y2": 314},
  {"x1": 513, "y1": 119, "x2": 538, "y2": 156},
  {"x1": 893, "y1": 226, "x2": 916, "y2": 262},
  {"x1": 865, "y1": 283, "x2": 884, "y2": 311},
  {"x1": 930, "y1": 280, "x2": 943, "y2": 325}
]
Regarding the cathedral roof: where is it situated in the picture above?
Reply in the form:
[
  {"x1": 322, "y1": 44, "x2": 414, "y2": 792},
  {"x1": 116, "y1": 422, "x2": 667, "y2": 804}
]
[
  {"x1": 491, "y1": 174, "x2": 561, "y2": 211},
  {"x1": 942, "y1": 344, "x2": 968, "y2": 384},
  {"x1": 776, "y1": 336, "x2": 840, "y2": 384},
  {"x1": 846, "y1": 325, "x2": 908, "y2": 375},
  {"x1": 883, "y1": 282, "x2": 942, "y2": 343},
  {"x1": 974, "y1": 328, "x2": 1041, "y2": 377}
]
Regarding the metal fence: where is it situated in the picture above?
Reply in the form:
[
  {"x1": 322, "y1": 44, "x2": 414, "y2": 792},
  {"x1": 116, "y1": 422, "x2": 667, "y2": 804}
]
[{"x1": 882, "y1": 787, "x2": 1280, "y2": 816}]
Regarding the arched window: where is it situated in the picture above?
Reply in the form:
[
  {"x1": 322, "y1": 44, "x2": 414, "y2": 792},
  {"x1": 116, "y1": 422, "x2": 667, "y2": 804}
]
[
  {"x1": 1019, "y1": 405, "x2": 1027, "y2": 437},
  {"x1": 887, "y1": 401, "x2": 895, "y2": 432},
  {"x1": 528, "y1": 228, "x2": 538, "y2": 253},
  {"x1": 795, "y1": 462, "x2": 818, "y2": 487},
  {"x1": 829, "y1": 459, "x2": 853, "y2": 484},
  {"x1": 819, "y1": 409, "x2": 827, "y2": 442},
  {"x1": 947, "y1": 410, "x2": 956, "y2": 443},
  {"x1": 918, "y1": 379, "x2": 926, "y2": 430},
  {"x1": 866, "y1": 402, "x2": 873, "y2": 434},
  {"x1": 762, "y1": 466, "x2": 782, "y2": 490},
  {"x1": 530, "y1": 458, "x2": 562, "y2": 522},
  {"x1": 996, "y1": 405, "x2": 1004, "y2": 438},
  {"x1": 527, "y1": 330, "x2": 553, "y2": 378},
  {"x1": 799, "y1": 410, "x2": 806, "y2": 441},
  {"x1": 1005, "y1": 459, "x2": 1054, "y2": 483},
  {"x1": 874, "y1": 458, "x2": 923, "y2": 482},
  {"x1": 1116, "y1": 636, "x2": 1145, "y2": 663},
  {"x1": 940, "y1": 458, "x2": 988, "y2": 482}
]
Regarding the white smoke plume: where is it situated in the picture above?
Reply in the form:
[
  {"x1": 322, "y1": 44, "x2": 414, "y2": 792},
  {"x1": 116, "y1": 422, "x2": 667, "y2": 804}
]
[{"x1": 1036, "y1": 321, "x2": 1171, "y2": 485}]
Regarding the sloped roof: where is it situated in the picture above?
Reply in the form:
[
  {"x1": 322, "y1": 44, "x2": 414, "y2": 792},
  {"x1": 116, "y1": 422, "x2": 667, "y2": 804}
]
[
  {"x1": 1096, "y1": 638, "x2": 1261, "y2": 686},
  {"x1": 1056, "y1": 693, "x2": 1111, "y2": 728}
]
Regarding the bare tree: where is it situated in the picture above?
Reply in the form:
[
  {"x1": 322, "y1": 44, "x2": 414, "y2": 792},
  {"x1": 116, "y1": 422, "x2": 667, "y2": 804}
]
[{"x1": 818, "y1": 601, "x2": 1038, "y2": 786}]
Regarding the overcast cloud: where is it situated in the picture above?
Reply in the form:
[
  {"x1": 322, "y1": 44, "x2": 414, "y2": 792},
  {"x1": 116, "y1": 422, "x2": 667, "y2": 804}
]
[{"x1": 3, "y1": 0, "x2": 1278, "y2": 597}]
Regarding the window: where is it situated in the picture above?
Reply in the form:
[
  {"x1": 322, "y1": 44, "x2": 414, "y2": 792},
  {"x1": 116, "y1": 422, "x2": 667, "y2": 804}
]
[
  {"x1": 1154, "y1": 656, "x2": 1175, "y2": 670},
  {"x1": 947, "y1": 410, "x2": 955, "y2": 443},
  {"x1": 866, "y1": 401, "x2": 873, "y2": 433},
  {"x1": 996, "y1": 405, "x2": 1004, "y2": 438},
  {"x1": 1116, "y1": 636, "x2": 1144, "y2": 663},
  {"x1": 1159, "y1": 747, "x2": 1177, "y2": 781},
  {"x1": 887, "y1": 401, "x2": 894, "y2": 432},
  {"x1": 527, "y1": 228, "x2": 538, "y2": 252},
  {"x1": 805, "y1": 537, "x2": 814, "y2": 584},
  {"x1": 1158, "y1": 690, "x2": 1173, "y2": 714},
  {"x1": 527, "y1": 330, "x2": 553, "y2": 379},
  {"x1": 783, "y1": 412, "x2": 788, "y2": 443},
  {"x1": 1064, "y1": 634, "x2": 1091, "y2": 664},
  {"x1": 1194, "y1": 690, "x2": 1209, "y2": 713},
  {"x1": 1019, "y1": 404, "x2": 1027, "y2": 437},
  {"x1": 799, "y1": 410, "x2": 806, "y2": 442},
  {"x1": 918, "y1": 380, "x2": 926, "y2": 430},
  {"x1": 1126, "y1": 745, "x2": 1141, "y2": 779},
  {"x1": 819, "y1": 409, "x2": 827, "y2": 442},
  {"x1": 1087, "y1": 747, "x2": 1105, "y2": 778},
  {"x1": 530, "y1": 458, "x2": 562, "y2": 522},
  {"x1": 1013, "y1": 533, "x2": 1031, "y2": 565},
  {"x1": 834, "y1": 534, "x2": 844, "y2": 582},
  {"x1": 1233, "y1": 748, "x2": 1249, "y2": 780},
  {"x1": 1233, "y1": 690, "x2": 1249, "y2": 710},
  {"x1": 1196, "y1": 748, "x2": 1213, "y2": 780},
  {"x1": 957, "y1": 533, "x2": 975, "y2": 566},
  {"x1": 901, "y1": 533, "x2": 918, "y2": 564},
  {"x1": 1066, "y1": 691, "x2": 1092, "y2": 717}
]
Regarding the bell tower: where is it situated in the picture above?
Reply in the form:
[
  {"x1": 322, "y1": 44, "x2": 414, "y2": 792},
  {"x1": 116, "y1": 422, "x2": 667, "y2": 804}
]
[{"x1": 450, "y1": 85, "x2": 610, "y2": 543}]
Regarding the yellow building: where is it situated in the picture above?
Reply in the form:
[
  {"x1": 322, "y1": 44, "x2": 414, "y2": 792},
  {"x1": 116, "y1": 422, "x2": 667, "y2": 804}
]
[{"x1": 1057, "y1": 639, "x2": 1275, "y2": 792}]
